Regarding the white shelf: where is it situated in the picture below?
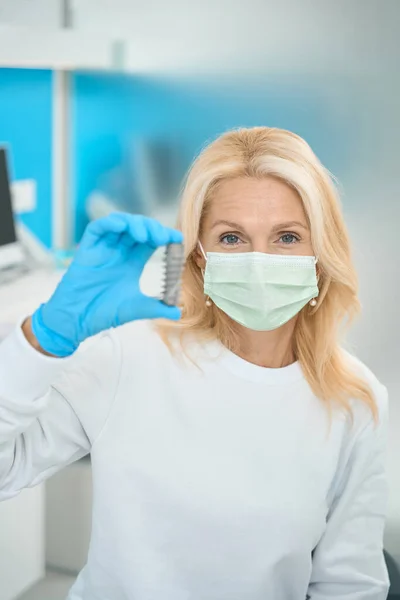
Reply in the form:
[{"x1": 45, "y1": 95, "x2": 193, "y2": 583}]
[{"x1": 0, "y1": 25, "x2": 116, "y2": 71}]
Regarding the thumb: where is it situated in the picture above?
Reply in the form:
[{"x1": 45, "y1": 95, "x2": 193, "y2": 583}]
[{"x1": 137, "y1": 296, "x2": 182, "y2": 322}]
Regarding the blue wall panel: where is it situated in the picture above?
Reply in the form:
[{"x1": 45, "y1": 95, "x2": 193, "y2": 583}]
[
  {"x1": 71, "y1": 73, "x2": 138, "y2": 242},
  {"x1": 0, "y1": 68, "x2": 53, "y2": 247}
]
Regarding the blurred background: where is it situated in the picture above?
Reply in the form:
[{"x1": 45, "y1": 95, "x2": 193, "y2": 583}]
[{"x1": 0, "y1": 0, "x2": 399, "y2": 598}]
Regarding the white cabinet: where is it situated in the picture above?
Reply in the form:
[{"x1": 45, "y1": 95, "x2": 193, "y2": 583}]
[
  {"x1": 0, "y1": 0, "x2": 62, "y2": 28},
  {"x1": 0, "y1": 0, "x2": 117, "y2": 71},
  {"x1": 46, "y1": 460, "x2": 92, "y2": 573},
  {"x1": 0, "y1": 486, "x2": 45, "y2": 600},
  {"x1": 0, "y1": 25, "x2": 115, "y2": 70}
]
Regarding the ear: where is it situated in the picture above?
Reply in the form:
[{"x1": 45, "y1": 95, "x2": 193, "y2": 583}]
[{"x1": 193, "y1": 244, "x2": 206, "y2": 271}]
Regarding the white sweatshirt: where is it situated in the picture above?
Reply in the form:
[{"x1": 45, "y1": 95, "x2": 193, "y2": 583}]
[{"x1": 0, "y1": 321, "x2": 389, "y2": 600}]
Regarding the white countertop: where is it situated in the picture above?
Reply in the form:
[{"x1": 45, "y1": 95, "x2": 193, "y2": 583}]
[{"x1": 0, "y1": 269, "x2": 64, "y2": 336}]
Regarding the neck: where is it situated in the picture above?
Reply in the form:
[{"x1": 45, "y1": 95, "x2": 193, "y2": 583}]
[{"x1": 232, "y1": 318, "x2": 297, "y2": 369}]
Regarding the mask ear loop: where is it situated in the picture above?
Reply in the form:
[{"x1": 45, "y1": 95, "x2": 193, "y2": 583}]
[
  {"x1": 198, "y1": 241, "x2": 207, "y2": 262},
  {"x1": 198, "y1": 241, "x2": 207, "y2": 277},
  {"x1": 310, "y1": 255, "x2": 319, "y2": 308},
  {"x1": 198, "y1": 241, "x2": 212, "y2": 307}
]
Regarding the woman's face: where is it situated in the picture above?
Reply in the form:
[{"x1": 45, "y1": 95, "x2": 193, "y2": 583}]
[{"x1": 199, "y1": 176, "x2": 314, "y2": 258}]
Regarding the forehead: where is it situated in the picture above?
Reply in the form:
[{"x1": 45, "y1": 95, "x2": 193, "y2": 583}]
[{"x1": 206, "y1": 177, "x2": 307, "y2": 226}]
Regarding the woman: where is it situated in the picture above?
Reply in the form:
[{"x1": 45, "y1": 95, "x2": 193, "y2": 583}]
[{"x1": 0, "y1": 127, "x2": 389, "y2": 599}]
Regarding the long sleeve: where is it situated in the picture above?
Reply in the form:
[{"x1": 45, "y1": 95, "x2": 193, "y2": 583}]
[
  {"x1": 307, "y1": 386, "x2": 390, "y2": 599},
  {"x1": 0, "y1": 324, "x2": 121, "y2": 501}
]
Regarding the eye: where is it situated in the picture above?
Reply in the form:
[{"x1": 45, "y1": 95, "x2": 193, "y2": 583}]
[
  {"x1": 279, "y1": 232, "x2": 300, "y2": 245},
  {"x1": 220, "y1": 233, "x2": 242, "y2": 246}
]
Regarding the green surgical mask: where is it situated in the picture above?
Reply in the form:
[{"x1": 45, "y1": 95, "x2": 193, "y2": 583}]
[{"x1": 200, "y1": 245, "x2": 319, "y2": 331}]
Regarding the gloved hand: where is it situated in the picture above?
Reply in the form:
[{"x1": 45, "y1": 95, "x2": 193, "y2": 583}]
[{"x1": 31, "y1": 213, "x2": 183, "y2": 357}]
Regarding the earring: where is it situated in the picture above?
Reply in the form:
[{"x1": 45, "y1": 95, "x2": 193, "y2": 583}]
[
  {"x1": 309, "y1": 298, "x2": 317, "y2": 307},
  {"x1": 205, "y1": 297, "x2": 212, "y2": 307}
]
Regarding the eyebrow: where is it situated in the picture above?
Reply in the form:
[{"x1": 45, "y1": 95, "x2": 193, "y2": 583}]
[
  {"x1": 211, "y1": 220, "x2": 245, "y2": 230},
  {"x1": 270, "y1": 221, "x2": 309, "y2": 231},
  {"x1": 211, "y1": 219, "x2": 308, "y2": 231}
]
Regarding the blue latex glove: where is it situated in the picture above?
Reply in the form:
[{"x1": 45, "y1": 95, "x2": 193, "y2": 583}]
[{"x1": 31, "y1": 213, "x2": 183, "y2": 357}]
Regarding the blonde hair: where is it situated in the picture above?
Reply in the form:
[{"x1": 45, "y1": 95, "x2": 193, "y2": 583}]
[{"x1": 158, "y1": 126, "x2": 376, "y2": 418}]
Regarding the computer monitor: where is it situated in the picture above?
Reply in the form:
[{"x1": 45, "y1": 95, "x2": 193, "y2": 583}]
[{"x1": 0, "y1": 147, "x2": 25, "y2": 269}]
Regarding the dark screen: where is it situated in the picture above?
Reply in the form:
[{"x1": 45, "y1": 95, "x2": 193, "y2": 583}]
[{"x1": 0, "y1": 148, "x2": 17, "y2": 247}]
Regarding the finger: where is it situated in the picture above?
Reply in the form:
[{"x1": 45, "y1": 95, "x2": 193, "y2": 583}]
[
  {"x1": 81, "y1": 213, "x2": 183, "y2": 251},
  {"x1": 135, "y1": 296, "x2": 182, "y2": 321},
  {"x1": 81, "y1": 213, "x2": 147, "y2": 249},
  {"x1": 100, "y1": 214, "x2": 182, "y2": 248},
  {"x1": 141, "y1": 218, "x2": 183, "y2": 249},
  {"x1": 83, "y1": 212, "x2": 128, "y2": 243}
]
